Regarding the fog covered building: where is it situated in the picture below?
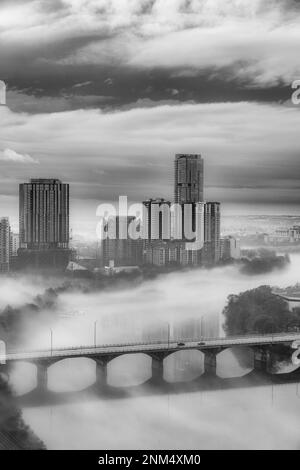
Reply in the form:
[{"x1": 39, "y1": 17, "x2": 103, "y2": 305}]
[{"x1": 220, "y1": 236, "x2": 241, "y2": 260}]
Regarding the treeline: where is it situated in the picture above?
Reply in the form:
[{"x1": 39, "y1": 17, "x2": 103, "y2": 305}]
[
  {"x1": 239, "y1": 249, "x2": 290, "y2": 275},
  {"x1": 0, "y1": 288, "x2": 60, "y2": 450},
  {"x1": 0, "y1": 378, "x2": 46, "y2": 450},
  {"x1": 223, "y1": 285, "x2": 300, "y2": 335},
  {"x1": 0, "y1": 287, "x2": 59, "y2": 346}
]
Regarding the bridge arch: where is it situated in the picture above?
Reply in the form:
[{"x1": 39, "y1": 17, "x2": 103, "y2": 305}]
[
  {"x1": 4, "y1": 361, "x2": 37, "y2": 396},
  {"x1": 217, "y1": 346, "x2": 254, "y2": 378},
  {"x1": 47, "y1": 357, "x2": 96, "y2": 392},
  {"x1": 106, "y1": 353, "x2": 152, "y2": 387},
  {"x1": 164, "y1": 349, "x2": 205, "y2": 383}
]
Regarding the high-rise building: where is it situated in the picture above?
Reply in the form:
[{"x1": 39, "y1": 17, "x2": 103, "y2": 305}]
[
  {"x1": 102, "y1": 216, "x2": 143, "y2": 267},
  {"x1": 10, "y1": 232, "x2": 19, "y2": 257},
  {"x1": 202, "y1": 202, "x2": 221, "y2": 265},
  {"x1": 174, "y1": 154, "x2": 204, "y2": 203},
  {"x1": 220, "y1": 236, "x2": 241, "y2": 261},
  {"x1": 173, "y1": 155, "x2": 205, "y2": 265},
  {"x1": 172, "y1": 201, "x2": 205, "y2": 245},
  {"x1": 18, "y1": 179, "x2": 71, "y2": 270},
  {"x1": 145, "y1": 242, "x2": 167, "y2": 267},
  {"x1": 142, "y1": 198, "x2": 172, "y2": 264},
  {"x1": 0, "y1": 218, "x2": 10, "y2": 273},
  {"x1": 142, "y1": 198, "x2": 171, "y2": 241},
  {"x1": 9, "y1": 231, "x2": 19, "y2": 271},
  {"x1": 19, "y1": 178, "x2": 69, "y2": 249},
  {"x1": 179, "y1": 244, "x2": 199, "y2": 266}
]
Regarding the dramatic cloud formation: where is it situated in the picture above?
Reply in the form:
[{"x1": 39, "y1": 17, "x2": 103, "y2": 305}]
[
  {"x1": 0, "y1": 0, "x2": 299, "y2": 111},
  {"x1": 1, "y1": 99, "x2": 300, "y2": 197}
]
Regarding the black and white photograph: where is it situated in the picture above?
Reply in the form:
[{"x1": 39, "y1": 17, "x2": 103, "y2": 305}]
[{"x1": 1, "y1": 0, "x2": 300, "y2": 455}]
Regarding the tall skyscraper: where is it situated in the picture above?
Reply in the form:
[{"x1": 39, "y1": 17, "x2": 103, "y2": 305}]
[
  {"x1": 0, "y1": 218, "x2": 10, "y2": 273},
  {"x1": 174, "y1": 154, "x2": 204, "y2": 203},
  {"x1": 173, "y1": 154, "x2": 205, "y2": 267},
  {"x1": 0, "y1": 217, "x2": 10, "y2": 273},
  {"x1": 19, "y1": 178, "x2": 69, "y2": 249},
  {"x1": 19, "y1": 179, "x2": 70, "y2": 269},
  {"x1": 142, "y1": 198, "x2": 171, "y2": 241},
  {"x1": 203, "y1": 202, "x2": 221, "y2": 265}
]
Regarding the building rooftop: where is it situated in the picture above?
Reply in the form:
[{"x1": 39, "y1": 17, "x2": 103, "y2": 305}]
[{"x1": 29, "y1": 178, "x2": 62, "y2": 184}]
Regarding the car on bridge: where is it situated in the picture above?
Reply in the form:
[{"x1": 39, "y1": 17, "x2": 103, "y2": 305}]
[
  {"x1": 198, "y1": 341, "x2": 206, "y2": 346},
  {"x1": 177, "y1": 342, "x2": 185, "y2": 347}
]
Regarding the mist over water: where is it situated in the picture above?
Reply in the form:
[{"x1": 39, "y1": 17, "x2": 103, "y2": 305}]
[
  {"x1": 4, "y1": 254, "x2": 300, "y2": 449},
  {"x1": 22, "y1": 385, "x2": 300, "y2": 450}
]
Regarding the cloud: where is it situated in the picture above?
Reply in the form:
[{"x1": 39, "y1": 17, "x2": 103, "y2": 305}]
[
  {"x1": 0, "y1": 99, "x2": 300, "y2": 210},
  {"x1": 0, "y1": 0, "x2": 300, "y2": 89},
  {"x1": 72, "y1": 81, "x2": 93, "y2": 88},
  {"x1": 0, "y1": 148, "x2": 39, "y2": 164},
  {"x1": 6, "y1": 89, "x2": 115, "y2": 114},
  {"x1": 128, "y1": 19, "x2": 300, "y2": 86}
]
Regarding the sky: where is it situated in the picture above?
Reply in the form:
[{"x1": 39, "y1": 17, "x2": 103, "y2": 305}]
[{"x1": 0, "y1": 0, "x2": 300, "y2": 234}]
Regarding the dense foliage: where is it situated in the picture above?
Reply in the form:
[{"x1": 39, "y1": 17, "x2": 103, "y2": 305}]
[
  {"x1": 239, "y1": 249, "x2": 290, "y2": 275},
  {"x1": 223, "y1": 285, "x2": 300, "y2": 335},
  {"x1": 0, "y1": 377, "x2": 46, "y2": 450},
  {"x1": 0, "y1": 288, "x2": 55, "y2": 449}
]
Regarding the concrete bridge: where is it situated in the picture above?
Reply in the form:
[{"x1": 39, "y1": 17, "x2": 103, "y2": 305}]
[{"x1": 1, "y1": 333, "x2": 300, "y2": 394}]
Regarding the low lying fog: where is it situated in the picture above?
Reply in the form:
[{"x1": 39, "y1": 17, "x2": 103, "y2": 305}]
[
  {"x1": 5, "y1": 253, "x2": 300, "y2": 350},
  {"x1": 2, "y1": 253, "x2": 300, "y2": 449}
]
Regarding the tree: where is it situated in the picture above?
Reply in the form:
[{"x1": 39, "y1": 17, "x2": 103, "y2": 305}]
[{"x1": 223, "y1": 285, "x2": 300, "y2": 335}]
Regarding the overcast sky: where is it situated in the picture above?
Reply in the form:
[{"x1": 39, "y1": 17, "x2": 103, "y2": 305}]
[{"x1": 0, "y1": 0, "x2": 300, "y2": 234}]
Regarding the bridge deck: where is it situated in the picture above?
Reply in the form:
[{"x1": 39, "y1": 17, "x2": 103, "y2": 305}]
[{"x1": 3, "y1": 333, "x2": 300, "y2": 363}]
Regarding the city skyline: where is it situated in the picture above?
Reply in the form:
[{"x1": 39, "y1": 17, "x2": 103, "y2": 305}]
[
  {"x1": 1, "y1": 152, "x2": 223, "y2": 271},
  {"x1": 1, "y1": 143, "x2": 300, "y2": 238},
  {"x1": 1, "y1": 90, "x2": 300, "y2": 236}
]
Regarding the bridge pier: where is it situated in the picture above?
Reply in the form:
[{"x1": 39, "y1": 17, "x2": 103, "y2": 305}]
[
  {"x1": 36, "y1": 363, "x2": 48, "y2": 391},
  {"x1": 253, "y1": 347, "x2": 270, "y2": 373},
  {"x1": 203, "y1": 350, "x2": 218, "y2": 377},
  {"x1": 151, "y1": 356, "x2": 165, "y2": 384},
  {"x1": 95, "y1": 359, "x2": 108, "y2": 387}
]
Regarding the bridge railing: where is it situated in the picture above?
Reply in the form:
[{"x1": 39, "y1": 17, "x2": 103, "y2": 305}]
[{"x1": 5, "y1": 331, "x2": 300, "y2": 357}]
